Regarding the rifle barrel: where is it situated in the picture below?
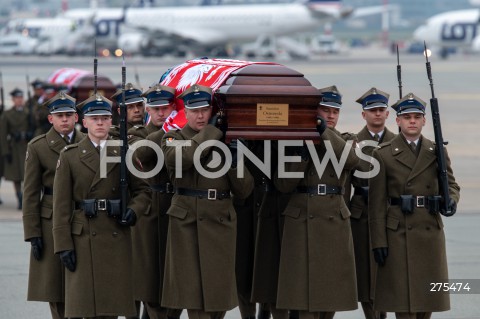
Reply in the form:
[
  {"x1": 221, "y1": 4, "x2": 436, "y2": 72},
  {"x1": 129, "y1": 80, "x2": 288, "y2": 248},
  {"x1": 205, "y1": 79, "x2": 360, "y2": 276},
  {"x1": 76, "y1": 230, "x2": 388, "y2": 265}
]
[
  {"x1": 120, "y1": 56, "x2": 128, "y2": 223},
  {"x1": 424, "y1": 42, "x2": 451, "y2": 216},
  {"x1": 396, "y1": 45, "x2": 402, "y2": 99}
]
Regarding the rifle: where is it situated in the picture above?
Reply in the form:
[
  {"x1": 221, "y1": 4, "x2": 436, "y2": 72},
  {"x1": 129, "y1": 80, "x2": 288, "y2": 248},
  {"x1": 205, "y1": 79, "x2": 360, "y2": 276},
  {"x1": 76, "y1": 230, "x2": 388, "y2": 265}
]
[
  {"x1": 94, "y1": 39, "x2": 98, "y2": 95},
  {"x1": 25, "y1": 73, "x2": 35, "y2": 139},
  {"x1": 396, "y1": 45, "x2": 402, "y2": 132},
  {"x1": 423, "y1": 41, "x2": 452, "y2": 217},
  {"x1": 396, "y1": 45, "x2": 402, "y2": 99},
  {"x1": 119, "y1": 55, "x2": 129, "y2": 223},
  {"x1": 0, "y1": 71, "x2": 4, "y2": 115}
]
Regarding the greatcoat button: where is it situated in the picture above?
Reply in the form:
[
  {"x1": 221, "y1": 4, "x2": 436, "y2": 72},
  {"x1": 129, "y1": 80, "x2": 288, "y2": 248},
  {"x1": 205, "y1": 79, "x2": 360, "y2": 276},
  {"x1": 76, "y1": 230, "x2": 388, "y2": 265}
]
[
  {"x1": 92, "y1": 232, "x2": 96, "y2": 236},
  {"x1": 328, "y1": 216, "x2": 333, "y2": 220},
  {"x1": 112, "y1": 232, "x2": 118, "y2": 237},
  {"x1": 407, "y1": 226, "x2": 412, "y2": 230}
]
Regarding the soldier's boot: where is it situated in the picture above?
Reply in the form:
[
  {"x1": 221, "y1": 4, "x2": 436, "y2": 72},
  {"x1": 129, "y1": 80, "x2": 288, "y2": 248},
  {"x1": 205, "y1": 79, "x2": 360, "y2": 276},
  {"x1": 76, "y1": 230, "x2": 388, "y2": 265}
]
[
  {"x1": 245, "y1": 317, "x2": 256, "y2": 319},
  {"x1": 379, "y1": 312, "x2": 387, "y2": 319},
  {"x1": 16, "y1": 192, "x2": 22, "y2": 210}
]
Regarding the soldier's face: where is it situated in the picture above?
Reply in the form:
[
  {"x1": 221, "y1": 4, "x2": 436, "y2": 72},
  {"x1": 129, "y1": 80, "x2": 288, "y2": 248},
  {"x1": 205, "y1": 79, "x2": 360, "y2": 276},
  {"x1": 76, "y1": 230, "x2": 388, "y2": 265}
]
[
  {"x1": 34, "y1": 88, "x2": 44, "y2": 97},
  {"x1": 121, "y1": 101, "x2": 145, "y2": 124},
  {"x1": 317, "y1": 105, "x2": 340, "y2": 128},
  {"x1": 362, "y1": 107, "x2": 389, "y2": 128},
  {"x1": 396, "y1": 113, "x2": 425, "y2": 139},
  {"x1": 147, "y1": 103, "x2": 175, "y2": 127},
  {"x1": 48, "y1": 112, "x2": 78, "y2": 135},
  {"x1": 83, "y1": 115, "x2": 112, "y2": 140},
  {"x1": 185, "y1": 106, "x2": 212, "y2": 131},
  {"x1": 12, "y1": 96, "x2": 24, "y2": 107}
]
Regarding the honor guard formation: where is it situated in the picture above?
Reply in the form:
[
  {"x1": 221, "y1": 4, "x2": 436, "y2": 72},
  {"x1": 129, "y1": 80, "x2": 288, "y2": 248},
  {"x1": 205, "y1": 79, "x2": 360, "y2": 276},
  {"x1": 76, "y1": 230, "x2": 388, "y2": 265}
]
[{"x1": 0, "y1": 56, "x2": 460, "y2": 319}]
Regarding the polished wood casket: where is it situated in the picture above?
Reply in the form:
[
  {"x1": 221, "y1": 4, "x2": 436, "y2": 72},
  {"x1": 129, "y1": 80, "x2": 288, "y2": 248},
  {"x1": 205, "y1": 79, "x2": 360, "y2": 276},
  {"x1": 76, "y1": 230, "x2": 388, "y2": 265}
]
[{"x1": 215, "y1": 63, "x2": 321, "y2": 142}]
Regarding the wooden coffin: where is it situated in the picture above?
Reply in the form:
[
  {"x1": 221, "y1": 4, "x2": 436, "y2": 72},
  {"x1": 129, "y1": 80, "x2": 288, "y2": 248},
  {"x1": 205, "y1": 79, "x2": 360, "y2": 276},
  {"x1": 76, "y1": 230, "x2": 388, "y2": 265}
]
[{"x1": 215, "y1": 64, "x2": 321, "y2": 142}]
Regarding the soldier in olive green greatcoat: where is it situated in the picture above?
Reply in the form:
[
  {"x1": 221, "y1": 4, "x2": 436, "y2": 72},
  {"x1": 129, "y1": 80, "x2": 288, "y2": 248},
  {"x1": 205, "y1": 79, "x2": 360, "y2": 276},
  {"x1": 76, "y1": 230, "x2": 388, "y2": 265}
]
[
  {"x1": 250, "y1": 140, "x2": 290, "y2": 319},
  {"x1": 161, "y1": 84, "x2": 254, "y2": 319},
  {"x1": 52, "y1": 93, "x2": 151, "y2": 318},
  {"x1": 22, "y1": 92, "x2": 84, "y2": 319},
  {"x1": 369, "y1": 93, "x2": 460, "y2": 319},
  {"x1": 348, "y1": 88, "x2": 395, "y2": 319},
  {"x1": 274, "y1": 89, "x2": 359, "y2": 319},
  {"x1": 0, "y1": 88, "x2": 35, "y2": 209},
  {"x1": 130, "y1": 84, "x2": 184, "y2": 319},
  {"x1": 110, "y1": 83, "x2": 150, "y2": 319}
]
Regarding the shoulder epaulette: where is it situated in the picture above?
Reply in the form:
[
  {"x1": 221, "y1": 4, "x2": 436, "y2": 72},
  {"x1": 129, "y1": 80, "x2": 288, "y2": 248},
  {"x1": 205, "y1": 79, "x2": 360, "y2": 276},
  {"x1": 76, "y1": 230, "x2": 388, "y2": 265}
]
[
  {"x1": 341, "y1": 132, "x2": 357, "y2": 142},
  {"x1": 377, "y1": 141, "x2": 392, "y2": 149},
  {"x1": 132, "y1": 125, "x2": 145, "y2": 130},
  {"x1": 63, "y1": 144, "x2": 78, "y2": 152},
  {"x1": 29, "y1": 134, "x2": 46, "y2": 145}
]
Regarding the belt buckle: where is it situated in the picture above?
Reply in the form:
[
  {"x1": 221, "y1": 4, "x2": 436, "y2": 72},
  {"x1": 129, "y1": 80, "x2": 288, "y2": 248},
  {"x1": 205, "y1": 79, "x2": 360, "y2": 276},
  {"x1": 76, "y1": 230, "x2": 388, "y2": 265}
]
[
  {"x1": 416, "y1": 196, "x2": 425, "y2": 208},
  {"x1": 96, "y1": 199, "x2": 108, "y2": 211},
  {"x1": 317, "y1": 184, "x2": 327, "y2": 196},
  {"x1": 207, "y1": 189, "x2": 217, "y2": 200},
  {"x1": 166, "y1": 183, "x2": 174, "y2": 194}
]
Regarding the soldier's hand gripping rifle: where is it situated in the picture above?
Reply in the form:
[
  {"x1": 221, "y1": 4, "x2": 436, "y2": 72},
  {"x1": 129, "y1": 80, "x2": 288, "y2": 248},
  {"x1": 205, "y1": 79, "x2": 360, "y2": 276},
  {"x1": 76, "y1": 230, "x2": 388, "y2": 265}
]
[
  {"x1": 119, "y1": 56, "x2": 136, "y2": 226},
  {"x1": 424, "y1": 42, "x2": 453, "y2": 217}
]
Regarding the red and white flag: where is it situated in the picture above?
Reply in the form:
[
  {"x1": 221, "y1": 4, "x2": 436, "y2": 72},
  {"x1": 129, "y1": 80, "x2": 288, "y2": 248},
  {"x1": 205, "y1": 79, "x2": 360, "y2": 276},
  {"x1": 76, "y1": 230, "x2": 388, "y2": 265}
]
[{"x1": 160, "y1": 58, "x2": 276, "y2": 132}]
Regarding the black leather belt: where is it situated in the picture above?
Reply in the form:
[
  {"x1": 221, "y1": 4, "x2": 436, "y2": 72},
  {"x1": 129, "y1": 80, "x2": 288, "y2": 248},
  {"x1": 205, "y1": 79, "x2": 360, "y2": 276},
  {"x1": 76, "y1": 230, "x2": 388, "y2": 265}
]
[
  {"x1": 296, "y1": 184, "x2": 344, "y2": 196},
  {"x1": 43, "y1": 187, "x2": 53, "y2": 195},
  {"x1": 150, "y1": 183, "x2": 175, "y2": 194},
  {"x1": 390, "y1": 196, "x2": 437, "y2": 208},
  {"x1": 176, "y1": 187, "x2": 230, "y2": 200},
  {"x1": 75, "y1": 199, "x2": 113, "y2": 211}
]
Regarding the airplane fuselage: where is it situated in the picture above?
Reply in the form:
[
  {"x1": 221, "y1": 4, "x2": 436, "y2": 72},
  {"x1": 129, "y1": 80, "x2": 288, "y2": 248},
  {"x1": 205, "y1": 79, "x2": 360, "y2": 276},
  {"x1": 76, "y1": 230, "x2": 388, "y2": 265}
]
[{"x1": 413, "y1": 9, "x2": 480, "y2": 47}]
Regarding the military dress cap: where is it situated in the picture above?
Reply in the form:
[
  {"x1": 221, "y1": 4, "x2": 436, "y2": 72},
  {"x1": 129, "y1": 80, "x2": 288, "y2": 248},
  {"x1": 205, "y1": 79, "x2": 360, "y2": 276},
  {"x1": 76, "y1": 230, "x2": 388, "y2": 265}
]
[
  {"x1": 356, "y1": 87, "x2": 390, "y2": 109},
  {"x1": 42, "y1": 83, "x2": 56, "y2": 93},
  {"x1": 318, "y1": 85, "x2": 342, "y2": 108},
  {"x1": 10, "y1": 88, "x2": 24, "y2": 97},
  {"x1": 77, "y1": 93, "x2": 113, "y2": 116},
  {"x1": 142, "y1": 84, "x2": 175, "y2": 107},
  {"x1": 43, "y1": 91, "x2": 77, "y2": 114},
  {"x1": 178, "y1": 84, "x2": 212, "y2": 109},
  {"x1": 391, "y1": 92, "x2": 426, "y2": 115},
  {"x1": 111, "y1": 83, "x2": 144, "y2": 105},
  {"x1": 30, "y1": 78, "x2": 44, "y2": 89}
]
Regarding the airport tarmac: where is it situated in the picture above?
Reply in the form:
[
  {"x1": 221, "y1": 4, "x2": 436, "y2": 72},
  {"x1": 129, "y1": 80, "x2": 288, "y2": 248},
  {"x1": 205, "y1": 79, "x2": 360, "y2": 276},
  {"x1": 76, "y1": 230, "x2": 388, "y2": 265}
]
[{"x1": 1, "y1": 46, "x2": 479, "y2": 318}]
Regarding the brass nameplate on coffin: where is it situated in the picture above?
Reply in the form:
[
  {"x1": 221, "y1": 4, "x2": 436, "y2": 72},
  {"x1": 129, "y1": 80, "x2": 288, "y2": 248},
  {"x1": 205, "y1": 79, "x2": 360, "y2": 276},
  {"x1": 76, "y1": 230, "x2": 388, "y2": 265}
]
[{"x1": 256, "y1": 103, "x2": 289, "y2": 126}]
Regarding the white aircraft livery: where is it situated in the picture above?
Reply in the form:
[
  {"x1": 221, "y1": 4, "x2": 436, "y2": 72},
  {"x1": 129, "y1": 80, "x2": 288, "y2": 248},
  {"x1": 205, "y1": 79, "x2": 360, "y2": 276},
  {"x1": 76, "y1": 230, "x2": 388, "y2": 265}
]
[
  {"x1": 62, "y1": 0, "x2": 354, "y2": 55},
  {"x1": 413, "y1": 9, "x2": 480, "y2": 57}
]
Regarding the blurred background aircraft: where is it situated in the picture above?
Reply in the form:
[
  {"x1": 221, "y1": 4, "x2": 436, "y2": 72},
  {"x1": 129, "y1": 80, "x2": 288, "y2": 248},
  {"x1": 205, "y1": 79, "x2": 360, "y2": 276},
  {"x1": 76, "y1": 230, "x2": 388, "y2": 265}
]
[
  {"x1": 413, "y1": 8, "x2": 480, "y2": 59},
  {"x1": 0, "y1": 0, "x2": 394, "y2": 58},
  {"x1": 0, "y1": 0, "x2": 479, "y2": 59}
]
